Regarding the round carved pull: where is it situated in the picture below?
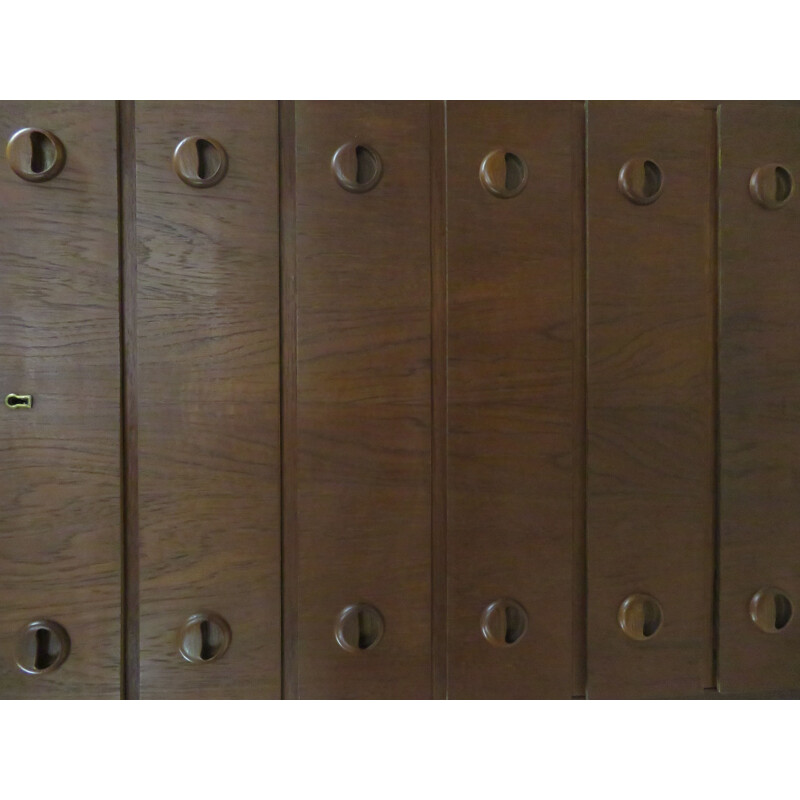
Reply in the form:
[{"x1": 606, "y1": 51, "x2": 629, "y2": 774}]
[
  {"x1": 479, "y1": 150, "x2": 528, "y2": 198},
  {"x1": 750, "y1": 587, "x2": 793, "y2": 633},
  {"x1": 178, "y1": 612, "x2": 231, "y2": 663},
  {"x1": 173, "y1": 136, "x2": 228, "y2": 188},
  {"x1": 480, "y1": 598, "x2": 528, "y2": 646},
  {"x1": 749, "y1": 164, "x2": 794, "y2": 209},
  {"x1": 334, "y1": 603, "x2": 384, "y2": 652},
  {"x1": 618, "y1": 594, "x2": 663, "y2": 641},
  {"x1": 618, "y1": 158, "x2": 663, "y2": 205},
  {"x1": 15, "y1": 620, "x2": 70, "y2": 675},
  {"x1": 331, "y1": 142, "x2": 383, "y2": 193},
  {"x1": 6, "y1": 128, "x2": 66, "y2": 182}
]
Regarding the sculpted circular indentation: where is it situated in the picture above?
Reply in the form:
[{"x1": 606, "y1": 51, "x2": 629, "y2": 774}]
[{"x1": 7, "y1": 128, "x2": 66, "y2": 182}]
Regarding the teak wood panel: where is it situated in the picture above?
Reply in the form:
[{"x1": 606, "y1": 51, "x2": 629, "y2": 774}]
[
  {"x1": 586, "y1": 102, "x2": 715, "y2": 698},
  {"x1": 291, "y1": 101, "x2": 432, "y2": 698},
  {"x1": 718, "y1": 102, "x2": 800, "y2": 693},
  {"x1": 446, "y1": 101, "x2": 584, "y2": 698},
  {"x1": 0, "y1": 102, "x2": 122, "y2": 697},
  {"x1": 135, "y1": 102, "x2": 281, "y2": 698}
]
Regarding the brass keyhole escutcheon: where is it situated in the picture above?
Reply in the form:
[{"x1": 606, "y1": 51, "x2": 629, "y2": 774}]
[
  {"x1": 750, "y1": 587, "x2": 793, "y2": 633},
  {"x1": 618, "y1": 158, "x2": 664, "y2": 205},
  {"x1": 749, "y1": 164, "x2": 794, "y2": 209},
  {"x1": 6, "y1": 128, "x2": 66, "y2": 183},
  {"x1": 334, "y1": 604, "x2": 384, "y2": 652},
  {"x1": 5, "y1": 393, "x2": 33, "y2": 409},
  {"x1": 479, "y1": 149, "x2": 528, "y2": 198},
  {"x1": 15, "y1": 620, "x2": 70, "y2": 675},
  {"x1": 618, "y1": 594, "x2": 663, "y2": 641},
  {"x1": 178, "y1": 612, "x2": 232, "y2": 663},
  {"x1": 173, "y1": 136, "x2": 228, "y2": 188},
  {"x1": 480, "y1": 598, "x2": 528, "y2": 646},
  {"x1": 331, "y1": 142, "x2": 383, "y2": 193}
]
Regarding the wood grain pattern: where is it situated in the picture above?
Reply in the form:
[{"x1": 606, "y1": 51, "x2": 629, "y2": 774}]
[
  {"x1": 718, "y1": 101, "x2": 800, "y2": 693},
  {"x1": 0, "y1": 101, "x2": 122, "y2": 698},
  {"x1": 446, "y1": 101, "x2": 583, "y2": 698},
  {"x1": 586, "y1": 101, "x2": 716, "y2": 698},
  {"x1": 293, "y1": 101, "x2": 432, "y2": 698},
  {"x1": 136, "y1": 102, "x2": 281, "y2": 698}
]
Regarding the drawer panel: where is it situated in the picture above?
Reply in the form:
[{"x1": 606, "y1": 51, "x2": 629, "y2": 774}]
[
  {"x1": 718, "y1": 101, "x2": 800, "y2": 693},
  {"x1": 446, "y1": 101, "x2": 584, "y2": 698},
  {"x1": 136, "y1": 102, "x2": 281, "y2": 698},
  {"x1": 586, "y1": 101, "x2": 715, "y2": 698},
  {"x1": 292, "y1": 101, "x2": 432, "y2": 698},
  {"x1": 0, "y1": 102, "x2": 122, "y2": 697}
]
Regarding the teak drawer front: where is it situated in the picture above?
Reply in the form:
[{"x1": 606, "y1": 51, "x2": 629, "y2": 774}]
[
  {"x1": 718, "y1": 102, "x2": 800, "y2": 693},
  {"x1": 136, "y1": 102, "x2": 281, "y2": 698},
  {"x1": 446, "y1": 101, "x2": 584, "y2": 698},
  {"x1": 586, "y1": 102, "x2": 715, "y2": 698},
  {"x1": 0, "y1": 102, "x2": 121, "y2": 698},
  {"x1": 292, "y1": 102, "x2": 432, "y2": 698}
]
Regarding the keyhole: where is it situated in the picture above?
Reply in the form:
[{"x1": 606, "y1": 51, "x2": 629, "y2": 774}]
[
  {"x1": 5, "y1": 393, "x2": 33, "y2": 408},
  {"x1": 29, "y1": 130, "x2": 55, "y2": 174},
  {"x1": 195, "y1": 139, "x2": 220, "y2": 181}
]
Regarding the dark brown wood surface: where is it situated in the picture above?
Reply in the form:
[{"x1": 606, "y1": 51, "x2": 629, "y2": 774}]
[
  {"x1": 718, "y1": 101, "x2": 800, "y2": 693},
  {"x1": 7, "y1": 100, "x2": 800, "y2": 700},
  {"x1": 0, "y1": 102, "x2": 122, "y2": 697},
  {"x1": 446, "y1": 101, "x2": 584, "y2": 698},
  {"x1": 586, "y1": 101, "x2": 716, "y2": 698},
  {"x1": 135, "y1": 102, "x2": 281, "y2": 698},
  {"x1": 291, "y1": 101, "x2": 432, "y2": 698}
]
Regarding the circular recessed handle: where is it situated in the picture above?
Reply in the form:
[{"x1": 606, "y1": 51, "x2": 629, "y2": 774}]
[
  {"x1": 480, "y1": 598, "x2": 528, "y2": 646},
  {"x1": 618, "y1": 594, "x2": 663, "y2": 641},
  {"x1": 479, "y1": 149, "x2": 528, "y2": 198},
  {"x1": 618, "y1": 158, "x2": 663, "y2": 205},
  {"x1": 178, "y1": 612, "x2": 231, "y2": 663},
  {"x1": 6, "y1": 128, "x2": 66, "y2": 183},
  {"x1": 334, "y1": 603, "x2": 384, "y2": 652},
  {"x1": 749, "y1": 164, "x2": 794, "y2": 209},
  {"x1": 331, "y1": 142, "x2": 383, "y2": 193},
  {"x1": 750, "y1": 587, "x2": 793, "y2": 633},
  {"x1": 173, "y1": 136, "x2": 228, "y2": 188},
  {"x1": 15, "y1": 620, "x2": 70, "y2": 675}
]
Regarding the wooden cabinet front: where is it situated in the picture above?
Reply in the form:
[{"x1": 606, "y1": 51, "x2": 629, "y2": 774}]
[
  {"x1": 586, "y1": 102, "x2": 716, "y2": 698},
  {"x1": 0, "y1": 102, "x2": 122, "y2": 698},
  {"x1": 3, "y1": 100, "x2": 800, "y2": 698},
  {"x1": 135, "y1": 102, "x2": 282, "y2": 698},
  {"x1": 289, "y1": 101, "x2": 433, "y2": 699}
]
